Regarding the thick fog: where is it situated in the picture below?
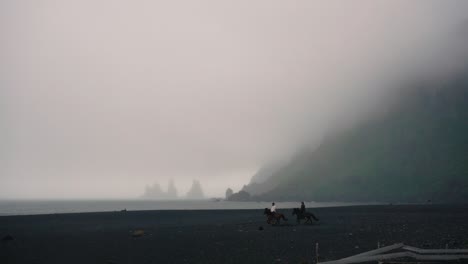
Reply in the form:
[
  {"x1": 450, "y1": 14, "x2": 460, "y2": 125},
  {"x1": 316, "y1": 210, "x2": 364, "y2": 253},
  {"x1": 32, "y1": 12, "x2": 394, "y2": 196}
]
[{"x1": 1, "y1": 1, "x2": 468, "y2": 199}]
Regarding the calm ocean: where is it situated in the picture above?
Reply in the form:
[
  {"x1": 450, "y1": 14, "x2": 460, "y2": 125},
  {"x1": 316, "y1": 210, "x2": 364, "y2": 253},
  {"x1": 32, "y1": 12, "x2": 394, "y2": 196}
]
[{"x1": 0, "y1": 200, "x2": 366, "y2": 216}]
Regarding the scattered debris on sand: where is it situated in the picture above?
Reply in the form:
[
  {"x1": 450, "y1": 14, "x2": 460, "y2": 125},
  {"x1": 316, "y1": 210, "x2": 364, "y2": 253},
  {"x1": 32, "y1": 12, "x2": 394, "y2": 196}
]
[{"x1": 131, "y1": 230, "x2": 145, "y2": 237}]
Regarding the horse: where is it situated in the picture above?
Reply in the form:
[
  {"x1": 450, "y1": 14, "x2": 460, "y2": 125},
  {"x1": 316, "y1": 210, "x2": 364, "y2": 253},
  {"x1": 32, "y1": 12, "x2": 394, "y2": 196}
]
[
  {"x1": 263, "y1": 208, "x2": 288, "y2": 225},
  {"x1": 292, "y1": 208, "x2": 319, "y2": 224}
]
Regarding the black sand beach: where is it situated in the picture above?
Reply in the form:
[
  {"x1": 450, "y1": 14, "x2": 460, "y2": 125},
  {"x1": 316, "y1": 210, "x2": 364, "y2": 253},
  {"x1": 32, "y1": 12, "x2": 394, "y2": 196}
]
[{"x1": 1, "y1": 205, "x2": 468, "y2": 264}]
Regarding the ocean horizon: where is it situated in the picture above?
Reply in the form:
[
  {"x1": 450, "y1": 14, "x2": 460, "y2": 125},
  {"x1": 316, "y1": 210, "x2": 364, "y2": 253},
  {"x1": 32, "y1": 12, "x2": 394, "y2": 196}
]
[{"x1": 0, "y1": 199, "x2": 370, "y2": 216}]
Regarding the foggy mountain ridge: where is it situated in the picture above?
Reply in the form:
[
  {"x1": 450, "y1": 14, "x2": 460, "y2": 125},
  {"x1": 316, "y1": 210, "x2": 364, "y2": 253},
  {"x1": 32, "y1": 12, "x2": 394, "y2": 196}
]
[
  {"x1": 3, "y1": 1, "x2": 468, "y2": 199},
  {"x1": 233, "y1": 70, "x2": 468, "y2": 203},
  {"x1": 240, "y1": 161, "x2": 288, "y2": 196},
  {"x1": 248, "y1": 161, "x2": 287, "y2": 184}
]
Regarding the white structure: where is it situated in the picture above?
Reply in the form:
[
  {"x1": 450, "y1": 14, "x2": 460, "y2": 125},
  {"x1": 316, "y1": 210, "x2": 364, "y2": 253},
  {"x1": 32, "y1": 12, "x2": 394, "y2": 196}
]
[{"x1": 318, "y1": 243, "x2": 468, "y2": 264}]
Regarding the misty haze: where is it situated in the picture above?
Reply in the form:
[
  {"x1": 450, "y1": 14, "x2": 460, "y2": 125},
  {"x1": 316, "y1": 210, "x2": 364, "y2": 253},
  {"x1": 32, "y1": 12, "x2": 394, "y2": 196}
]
[{"x1": 1, "y1": 1, "x2": 468, "y2": 263}]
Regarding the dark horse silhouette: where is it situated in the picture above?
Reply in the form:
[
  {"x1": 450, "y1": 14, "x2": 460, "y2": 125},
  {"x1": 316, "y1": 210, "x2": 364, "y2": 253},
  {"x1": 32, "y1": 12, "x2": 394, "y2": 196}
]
[
  {"x1": 292, "y1": 208, "x2": 319, "y2": 224},
  {"x1": 264, "y1": 208, "x2": 288, "y2": 225}
]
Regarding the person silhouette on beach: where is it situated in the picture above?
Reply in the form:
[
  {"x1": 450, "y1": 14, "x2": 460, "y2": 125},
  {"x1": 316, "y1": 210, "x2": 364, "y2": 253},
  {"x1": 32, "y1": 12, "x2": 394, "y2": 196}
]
[
  {"x1": 300, "y1": 201, "x2": 306, "y2": 214},
  {"x1": 270, "y1": 202, "x2": 276, "y2": 213}
]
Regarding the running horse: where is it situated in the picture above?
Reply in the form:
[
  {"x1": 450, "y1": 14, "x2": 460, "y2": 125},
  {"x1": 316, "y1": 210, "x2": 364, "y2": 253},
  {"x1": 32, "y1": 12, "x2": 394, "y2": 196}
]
[
  {"x1": 263, "y1": 208, "x2": 288, "y2": 225},
  {"x1": 292, "y1": 208, "x2": 319, "y2": 224}
]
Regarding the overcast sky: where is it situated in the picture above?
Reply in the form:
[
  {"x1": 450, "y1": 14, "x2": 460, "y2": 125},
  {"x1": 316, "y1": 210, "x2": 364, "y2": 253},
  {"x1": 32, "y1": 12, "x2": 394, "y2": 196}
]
[{"x1": 1, "y1": 0, "x2": 468, "y2": 199}]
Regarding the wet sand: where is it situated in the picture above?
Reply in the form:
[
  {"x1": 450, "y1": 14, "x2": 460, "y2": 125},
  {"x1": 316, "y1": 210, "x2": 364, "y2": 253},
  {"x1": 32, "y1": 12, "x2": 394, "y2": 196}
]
[{"x1": 1, "y1": 205, "x2": 468, "y2": 263}]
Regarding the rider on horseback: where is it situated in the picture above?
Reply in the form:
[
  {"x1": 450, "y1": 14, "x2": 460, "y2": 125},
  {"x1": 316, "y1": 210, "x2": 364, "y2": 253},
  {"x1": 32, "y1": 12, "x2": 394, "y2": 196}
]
[
  {"x1": 264, "y1": 202, "x2": 287, "y2": 224},
  {"x1": 293, "y1": 202, "x2": 320, "y2": 224},
  {"x1": 271, "y1": 202, "x2": 276, "y2": 213}
]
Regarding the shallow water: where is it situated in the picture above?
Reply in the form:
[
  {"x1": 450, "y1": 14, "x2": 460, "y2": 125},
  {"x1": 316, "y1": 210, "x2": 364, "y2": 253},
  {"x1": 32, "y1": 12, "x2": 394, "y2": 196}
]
[{"x1": 0, "y1": 200, "x2": 369, "y2": 216}]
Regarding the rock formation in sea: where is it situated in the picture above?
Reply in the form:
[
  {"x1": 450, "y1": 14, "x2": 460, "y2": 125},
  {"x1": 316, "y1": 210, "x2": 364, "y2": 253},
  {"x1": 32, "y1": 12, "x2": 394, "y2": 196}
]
[
  {"x1": 225, "y1": 188, "x2": 233, "y2": 199},
  {"x1": 167, "y1": 179, "x2": 178, "y2": 199},
  {"x1": 141, "y1": 180, "x2": 179, "y2": 199},
  {"x1": 186, "y1": 180, "x2": 204, "y2": 199},
  {"x1": 141, "y1": 183, "x2": 166, "y2": 199}
]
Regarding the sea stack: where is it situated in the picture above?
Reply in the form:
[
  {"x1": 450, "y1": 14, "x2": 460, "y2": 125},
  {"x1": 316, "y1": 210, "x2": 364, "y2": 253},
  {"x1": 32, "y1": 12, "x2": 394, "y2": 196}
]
[{"x1": 186, "y1": 180, "x2": 204, "y2": 199}]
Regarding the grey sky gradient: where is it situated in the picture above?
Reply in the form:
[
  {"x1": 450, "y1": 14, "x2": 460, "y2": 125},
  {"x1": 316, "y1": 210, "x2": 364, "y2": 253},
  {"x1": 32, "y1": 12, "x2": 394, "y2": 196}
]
[{"x1": 2, "y1": 1, "x2": 468, "y2": 199}]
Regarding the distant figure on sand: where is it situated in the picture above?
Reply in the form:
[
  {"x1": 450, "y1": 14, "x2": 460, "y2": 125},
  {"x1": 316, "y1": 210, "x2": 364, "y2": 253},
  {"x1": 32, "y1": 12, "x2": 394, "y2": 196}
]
[
  {"x1": 264, "y1": 202, "x2": 287, "y2": 225},
  {"x1": 271, "y1": 202, "x2": 276, "y2": 213},
  {"x1": 292, "y1": 202, "x2": 319, "y2": 224}
]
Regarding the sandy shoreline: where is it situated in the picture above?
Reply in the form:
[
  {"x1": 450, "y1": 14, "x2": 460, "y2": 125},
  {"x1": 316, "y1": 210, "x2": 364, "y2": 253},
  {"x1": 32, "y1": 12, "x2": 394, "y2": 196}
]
[{"x1": 1, "y1": 205, "x2": 468, "y2": 263}]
